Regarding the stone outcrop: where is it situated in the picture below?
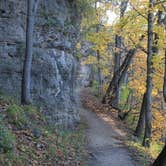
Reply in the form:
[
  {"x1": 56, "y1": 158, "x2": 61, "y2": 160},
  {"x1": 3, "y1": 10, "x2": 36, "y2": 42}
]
[{"x1": 0, "y1": 0, "x2": 81, "y2": 127}]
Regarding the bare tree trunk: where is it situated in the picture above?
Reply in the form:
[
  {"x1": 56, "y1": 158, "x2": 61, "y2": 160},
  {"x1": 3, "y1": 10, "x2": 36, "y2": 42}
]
[
  {"x1": 142, "y1": 0, "x2": 154, "y2": 147},
  {"x1": 21, "y1": 0, "x2": 39, "y2": 105},
  {"x1": 134, "y1": 93, "x2": 146, "y2": 137}
]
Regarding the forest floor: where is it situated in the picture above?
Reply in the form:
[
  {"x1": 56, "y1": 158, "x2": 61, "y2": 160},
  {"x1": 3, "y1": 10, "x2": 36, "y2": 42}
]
[
  {"x1": 80, "y1": 88, "x2": 146, "y2": 166},
  {"x1": 0, "y1": 92, "x2": 87, "y2": 166},
  {"x1": 0, "y1": 87, "x2": 152, "y2": 166}
]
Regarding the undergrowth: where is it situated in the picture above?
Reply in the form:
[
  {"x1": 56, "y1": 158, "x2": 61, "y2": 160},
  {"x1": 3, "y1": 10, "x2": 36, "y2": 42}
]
[
  {"x1": 127, "y1": 138, "x2": 163, "y2": 166},
  {"x1": 125, "y1": 112, "x2": 163, "y2": 165},
  {"x1": 0, "y1": 93, "x2": 88, "y2": 166}
]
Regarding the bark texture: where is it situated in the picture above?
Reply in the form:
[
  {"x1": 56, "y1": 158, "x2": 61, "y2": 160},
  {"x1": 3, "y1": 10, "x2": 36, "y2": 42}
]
[
  {"x1": 21, "y1": 0, "x2": 39, "y2": 104},
  {"x1": 142, "y1": 0, "x2": 154, "y2": 147},
  {"x1": 163, "y1": 50, "x2": 166, "y2": 102},
  {"x1": 134, "y1": 93, "x2": 146, "y2": 137}
]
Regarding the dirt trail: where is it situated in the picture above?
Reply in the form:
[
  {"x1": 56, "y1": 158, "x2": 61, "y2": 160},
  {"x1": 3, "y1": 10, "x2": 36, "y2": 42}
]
[
  {"x1": 81, "y1": 108, "x2": 138, "y2": 166},
  {"x1": 77, "y1": 64, "x2": 138, "y2": 166}
]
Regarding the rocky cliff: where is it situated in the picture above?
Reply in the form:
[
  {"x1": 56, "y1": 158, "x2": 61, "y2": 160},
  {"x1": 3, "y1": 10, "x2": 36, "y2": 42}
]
[{"x1": 0, "y1": 0, "x2": 81, "y2": 127}]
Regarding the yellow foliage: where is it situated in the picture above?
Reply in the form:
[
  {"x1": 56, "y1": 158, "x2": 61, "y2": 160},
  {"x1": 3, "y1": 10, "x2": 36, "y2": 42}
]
[
  {"x1": 152, "y1": 110, "x2": 166, "y2": 142},
  {"x1": 80, "y1": 0, "x2": 166, "y2": 146}
]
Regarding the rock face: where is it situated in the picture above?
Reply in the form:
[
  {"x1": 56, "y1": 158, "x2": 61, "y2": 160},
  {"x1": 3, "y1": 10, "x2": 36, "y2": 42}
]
[{"x1": 0, "y1": 0, "x2": 81, "y2": 127}]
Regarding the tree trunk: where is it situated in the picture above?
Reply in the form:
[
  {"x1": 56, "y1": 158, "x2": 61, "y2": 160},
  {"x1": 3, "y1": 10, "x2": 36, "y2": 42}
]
[
  {"x1": 163, "y1": 50, "x2": 166, "y2": 102},
  {"x1": 102, "y1": 47, "x2": 137, "y2": 104},
  {"x1": 142, "y1": 0, "x2": 154, "y2": 147},
  {"x1": 153, "y1": 13, "x2": 166, "y2": 164},
  {"x1": 152, "y1": 10, "x2": 162, "y2": 55},
  {"x1": 109, "y1": 0, "x2": 128, "y2": 108},
  {"x1": 95, "y1": 2, "x2": 102, "y2": 97},
  {"x1": 134, "y1": 93, "x2": 146, "y2": 137},
  {"x1": 140, "y1": 12, "x2": 161, "y2": 140},
  {"x1": 112, "y1": 35, "x2": 121, "y2": 107},
  {"x1": 21, "y1": 0, "x2": 39, "y2": 105},
  {"x1": 97, "y1": 49, "x2": 102, "y2": 96},
  {"x1": 153, "y1": 144, "x2": 166, "y2": 166}
]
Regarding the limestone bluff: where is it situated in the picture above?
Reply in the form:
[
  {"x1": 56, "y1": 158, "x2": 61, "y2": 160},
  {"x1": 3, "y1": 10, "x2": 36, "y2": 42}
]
[{"x1": 0, "y1": 0, "x2": 81, "y2": 127}]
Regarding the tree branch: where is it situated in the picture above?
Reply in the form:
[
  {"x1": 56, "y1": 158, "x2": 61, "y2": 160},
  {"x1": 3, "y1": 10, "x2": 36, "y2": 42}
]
[
  {"x1": 129, "y1": 2, "x2": 148, "y2": 20},
  {"x1": 128, "y1": 36, "x2": 148, "y2": 54}
]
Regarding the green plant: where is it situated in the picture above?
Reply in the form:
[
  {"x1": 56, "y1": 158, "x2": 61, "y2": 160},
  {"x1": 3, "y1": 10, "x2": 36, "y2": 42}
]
[
  {"x1": 0, "y1": 116, "x2": 16, "y2": 153},
  {"x1": 6, "y1": 104, "x2": 27, "y2": 128}
]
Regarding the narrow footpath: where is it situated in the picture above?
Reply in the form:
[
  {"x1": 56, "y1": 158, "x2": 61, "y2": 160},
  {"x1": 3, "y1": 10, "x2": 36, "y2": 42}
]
[{"x1": 79, "y1": 90, "x2": 139, "y2": 166}]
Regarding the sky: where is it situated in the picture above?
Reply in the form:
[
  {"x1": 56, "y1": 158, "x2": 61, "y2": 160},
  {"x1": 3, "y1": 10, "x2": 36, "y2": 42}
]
[
  {"x1": 96, "y1": 1, "x2": 117, "y2": 25},
  {"x1": 107, "y1": 10, "x2": 117, "y2": 24}
]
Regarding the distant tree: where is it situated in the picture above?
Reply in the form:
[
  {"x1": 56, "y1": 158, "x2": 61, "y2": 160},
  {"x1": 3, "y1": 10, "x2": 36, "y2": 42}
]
[{"x1": 21, "y1": 0, "x2": 39, "y2": 105}]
